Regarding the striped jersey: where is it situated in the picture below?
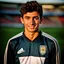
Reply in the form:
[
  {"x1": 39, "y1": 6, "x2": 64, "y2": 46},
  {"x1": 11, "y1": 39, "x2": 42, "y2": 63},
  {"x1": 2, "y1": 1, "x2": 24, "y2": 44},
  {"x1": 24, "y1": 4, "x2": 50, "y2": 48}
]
[{"x1": 4, "y1": 31, "x2": 60, "y2": 64}]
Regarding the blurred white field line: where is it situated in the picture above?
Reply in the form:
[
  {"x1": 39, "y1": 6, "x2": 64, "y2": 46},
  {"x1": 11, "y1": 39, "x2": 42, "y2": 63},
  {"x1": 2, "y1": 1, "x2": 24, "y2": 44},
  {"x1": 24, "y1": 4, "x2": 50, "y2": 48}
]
[
  {"x1": 39, "y1": 24, "x2": 63, "y2": 28},
  {"x1": 0, "y1": 23, "x2": 63, "y2": 28},
  {"x1": 0, "y1": 23, "x2": 23, "y2": 28}
]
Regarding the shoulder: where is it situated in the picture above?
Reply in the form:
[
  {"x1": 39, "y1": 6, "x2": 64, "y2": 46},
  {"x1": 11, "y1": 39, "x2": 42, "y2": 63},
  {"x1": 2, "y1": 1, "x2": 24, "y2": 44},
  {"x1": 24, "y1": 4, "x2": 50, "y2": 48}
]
[
  {"x1": 41, "y1": 31, "x2": 60, "y2": 52},
  {"x1": 41, "y1": 31, "x2": 59, "y2": 49},
  {"x1": 6, "y1": 32, "x2": 24, "y2": 50},
  {"x1": 8, "y1": 32, "x2": 23, "y2": 42},
  {"x1": 41, "y1": 31, "x2": 58, "y2": 43},
  {"x1": 7, "y1": 32, "x2": 23, "y2": 47}
]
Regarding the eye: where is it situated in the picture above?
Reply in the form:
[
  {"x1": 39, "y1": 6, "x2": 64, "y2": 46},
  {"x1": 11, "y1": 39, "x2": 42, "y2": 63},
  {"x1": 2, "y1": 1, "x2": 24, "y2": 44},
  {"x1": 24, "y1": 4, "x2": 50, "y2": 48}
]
[
  {"x1": 25, "y1": 16, "x2": 30, "y2": 19},
  {"x1": 34, "y1": 16, "x2": 40, "y2": 20}
]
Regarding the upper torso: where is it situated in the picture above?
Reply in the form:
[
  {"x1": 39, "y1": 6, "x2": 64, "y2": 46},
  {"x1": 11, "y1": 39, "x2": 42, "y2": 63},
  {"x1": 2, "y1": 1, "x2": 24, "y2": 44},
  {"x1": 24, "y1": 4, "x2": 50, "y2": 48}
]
[{"x1": 8, "y1": 31, "x2": 57, "y2": 64}]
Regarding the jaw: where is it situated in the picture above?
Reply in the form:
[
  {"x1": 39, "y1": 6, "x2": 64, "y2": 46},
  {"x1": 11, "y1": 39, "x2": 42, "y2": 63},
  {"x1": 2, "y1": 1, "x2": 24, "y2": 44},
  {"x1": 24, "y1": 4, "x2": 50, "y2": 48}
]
[
  {"x1": 25, "y1": 25, "x2": 39, "y2": 33},
  {"x1": 24, "y1": 27, "x2": 38, "y2": 34}
]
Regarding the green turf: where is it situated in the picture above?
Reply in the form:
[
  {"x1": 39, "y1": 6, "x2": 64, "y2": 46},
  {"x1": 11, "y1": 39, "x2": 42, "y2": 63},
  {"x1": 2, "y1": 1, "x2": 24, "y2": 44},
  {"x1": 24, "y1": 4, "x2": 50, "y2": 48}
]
[{"x1": 0, "y1": 27, "x2": 64, "y2": 63}]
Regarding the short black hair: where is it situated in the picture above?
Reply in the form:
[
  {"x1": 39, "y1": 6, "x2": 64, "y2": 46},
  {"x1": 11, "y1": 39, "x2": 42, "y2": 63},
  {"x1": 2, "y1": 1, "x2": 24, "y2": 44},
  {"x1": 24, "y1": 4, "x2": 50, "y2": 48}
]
[{"x1": 20, "y1": 1, "x2": 42, "y2": 19}]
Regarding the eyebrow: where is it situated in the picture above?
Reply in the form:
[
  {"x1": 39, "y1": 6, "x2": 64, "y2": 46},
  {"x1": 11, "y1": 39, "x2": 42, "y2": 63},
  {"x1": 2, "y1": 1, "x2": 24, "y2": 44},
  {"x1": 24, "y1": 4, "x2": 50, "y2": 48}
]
[
  {"x1": 24, "y1": 16, "x2": 39, "y2": 18},
  {"x1": 24, "y1": 16, "x2": 30, "y2": 18}
]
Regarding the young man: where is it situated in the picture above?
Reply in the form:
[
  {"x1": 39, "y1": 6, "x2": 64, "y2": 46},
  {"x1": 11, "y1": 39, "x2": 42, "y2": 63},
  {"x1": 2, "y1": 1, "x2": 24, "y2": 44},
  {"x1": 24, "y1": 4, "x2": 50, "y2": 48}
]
[{"x1": 4, "y1": 1, "x2": 60, "y2": 64}]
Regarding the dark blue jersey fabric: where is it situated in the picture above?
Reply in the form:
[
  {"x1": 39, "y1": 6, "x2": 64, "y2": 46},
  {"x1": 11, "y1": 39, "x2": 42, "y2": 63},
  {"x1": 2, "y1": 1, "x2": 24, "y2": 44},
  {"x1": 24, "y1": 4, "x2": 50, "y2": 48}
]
[{"x1": 4, "y1": 31, "x2": 60, "y2": 64}]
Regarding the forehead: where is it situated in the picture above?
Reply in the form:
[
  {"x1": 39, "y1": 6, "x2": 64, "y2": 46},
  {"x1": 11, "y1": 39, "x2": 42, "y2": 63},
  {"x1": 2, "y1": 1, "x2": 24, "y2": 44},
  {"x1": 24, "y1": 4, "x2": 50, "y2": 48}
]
[{"x1": 23, "y1": 11, "x2": 39, "y2": 17}]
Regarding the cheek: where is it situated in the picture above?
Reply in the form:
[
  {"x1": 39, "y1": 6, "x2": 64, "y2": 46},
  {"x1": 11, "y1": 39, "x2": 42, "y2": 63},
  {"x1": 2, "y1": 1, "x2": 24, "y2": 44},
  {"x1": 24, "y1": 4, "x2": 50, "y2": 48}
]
[
  {"x1": 23, "y1": 19, "x2": 28, "y2": 25},
  {"x1": 36, "y1": 21, "x2": 40, "y2": 25},
  {"x1": 24, "y1": 22, "x2": 29, "y2": 27}
]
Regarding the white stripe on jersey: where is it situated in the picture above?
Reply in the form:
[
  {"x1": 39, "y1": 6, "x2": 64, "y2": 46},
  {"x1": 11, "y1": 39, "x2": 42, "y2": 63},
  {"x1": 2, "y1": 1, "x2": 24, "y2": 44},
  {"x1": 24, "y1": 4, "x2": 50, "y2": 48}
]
[
  {"x1": 19, "y1": 56, "x2": 45, "y2": 64},
  {"x1": 42, "y1": 32, "x2": 60, "y2": 64},
  {"x1": 4, "y1": 32, "x2": 23, "y2": 64}
]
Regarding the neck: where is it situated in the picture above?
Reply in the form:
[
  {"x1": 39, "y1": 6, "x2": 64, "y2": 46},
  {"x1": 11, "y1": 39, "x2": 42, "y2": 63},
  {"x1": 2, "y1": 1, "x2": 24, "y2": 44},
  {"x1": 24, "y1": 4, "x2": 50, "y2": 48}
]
[{"x1": 24, "y1": 30, "x2": 39, "y2": 41}]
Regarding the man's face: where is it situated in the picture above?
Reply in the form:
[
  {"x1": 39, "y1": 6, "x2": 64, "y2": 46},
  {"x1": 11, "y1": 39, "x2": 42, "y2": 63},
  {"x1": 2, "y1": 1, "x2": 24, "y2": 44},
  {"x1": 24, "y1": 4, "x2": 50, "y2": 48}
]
[{"x1": 20, "y1": 11, "x2": 41, "y2": 32}]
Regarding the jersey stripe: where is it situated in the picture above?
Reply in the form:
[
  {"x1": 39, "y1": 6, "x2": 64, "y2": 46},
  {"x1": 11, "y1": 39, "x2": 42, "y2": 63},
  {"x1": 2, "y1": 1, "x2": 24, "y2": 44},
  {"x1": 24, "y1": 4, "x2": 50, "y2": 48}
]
[
  {"x1": 19, "y1": 56, "x2": 45, "y2": 64},
  {"x1": 42, "y1": 31, "x2": 60, "y2": 64},
  {"x1": 4, "y1": 32, "x2": 23, "y2": 64}
]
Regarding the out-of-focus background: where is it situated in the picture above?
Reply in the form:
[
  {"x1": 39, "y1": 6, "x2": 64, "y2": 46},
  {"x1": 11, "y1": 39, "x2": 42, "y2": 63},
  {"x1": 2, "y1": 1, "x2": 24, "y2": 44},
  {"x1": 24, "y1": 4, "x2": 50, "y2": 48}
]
[{"x1": 0, "y1": 0, "x2": 64, "y2": 64}]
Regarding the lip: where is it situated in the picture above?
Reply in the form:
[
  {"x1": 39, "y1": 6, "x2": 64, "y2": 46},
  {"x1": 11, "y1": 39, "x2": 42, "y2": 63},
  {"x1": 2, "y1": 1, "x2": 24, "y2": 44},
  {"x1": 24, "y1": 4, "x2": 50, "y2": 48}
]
[
  {"x1": 28, "y1": 26, "x2": 35, "y2": 29},
  {"x1": 29, "y1": 27, "x2": 35, "y2": 29}
]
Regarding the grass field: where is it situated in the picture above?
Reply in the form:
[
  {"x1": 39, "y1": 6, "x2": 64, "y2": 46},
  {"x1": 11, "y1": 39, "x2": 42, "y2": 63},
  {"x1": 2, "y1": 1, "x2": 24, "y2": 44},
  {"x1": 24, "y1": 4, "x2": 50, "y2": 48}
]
[{"x1": 0, "y1": 27, "x2": 64, "y2": 64}]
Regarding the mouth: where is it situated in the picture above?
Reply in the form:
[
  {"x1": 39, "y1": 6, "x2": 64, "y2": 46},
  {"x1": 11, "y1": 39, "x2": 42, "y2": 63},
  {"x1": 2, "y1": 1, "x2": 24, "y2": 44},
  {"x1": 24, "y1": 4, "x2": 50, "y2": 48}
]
[
  {"x1": 28, "y1": 26, "x2": 35, "y2": 29},
  {"x1": 29, "y1": 26, "x2": 35, "y2": 29}
]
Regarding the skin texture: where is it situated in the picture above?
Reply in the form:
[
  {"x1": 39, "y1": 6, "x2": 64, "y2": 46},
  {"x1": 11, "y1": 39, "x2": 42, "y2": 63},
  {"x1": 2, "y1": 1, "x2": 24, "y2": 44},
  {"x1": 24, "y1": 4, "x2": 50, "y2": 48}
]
[{"x1": 20, "y1": 11, "x2": 41, "y2": 41}]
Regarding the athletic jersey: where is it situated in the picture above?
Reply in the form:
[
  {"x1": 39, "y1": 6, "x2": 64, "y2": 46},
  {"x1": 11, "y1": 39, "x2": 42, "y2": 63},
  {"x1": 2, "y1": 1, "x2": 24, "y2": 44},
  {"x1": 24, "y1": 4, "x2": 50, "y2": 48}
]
[{"x1": 4, "y1": 31, "x2": 60, "y2": 64}]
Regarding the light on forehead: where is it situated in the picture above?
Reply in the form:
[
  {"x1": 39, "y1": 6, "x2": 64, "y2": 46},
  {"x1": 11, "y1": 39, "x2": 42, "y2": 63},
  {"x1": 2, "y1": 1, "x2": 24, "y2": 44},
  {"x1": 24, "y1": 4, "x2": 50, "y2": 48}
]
[{"x1": 23, "y1": 11, "x2": 40, "y2": 17}]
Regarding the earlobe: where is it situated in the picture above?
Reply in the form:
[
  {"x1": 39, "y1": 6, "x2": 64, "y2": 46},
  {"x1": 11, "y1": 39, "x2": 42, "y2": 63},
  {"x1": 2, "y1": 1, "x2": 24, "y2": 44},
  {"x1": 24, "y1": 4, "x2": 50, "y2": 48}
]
[
  {"x1": 20, "y1": 17, "x2": 24, "y2": 24},
  {"x1": 40, "y1": 19, "x2": 42, "y2": 24},
  {"x1": 40, "y1": 17, "x2": 43, "y2": 24}
]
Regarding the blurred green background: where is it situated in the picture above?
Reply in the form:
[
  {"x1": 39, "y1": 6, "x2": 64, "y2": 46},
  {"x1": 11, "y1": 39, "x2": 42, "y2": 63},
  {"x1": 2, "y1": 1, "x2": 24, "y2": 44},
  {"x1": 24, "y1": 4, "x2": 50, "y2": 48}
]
[
  {"x1": 0, "y1": 0, "x2": 64, "y2": 64},
  {"x1": 0, "y1": 27, "x2": 64, "y2": 64}
]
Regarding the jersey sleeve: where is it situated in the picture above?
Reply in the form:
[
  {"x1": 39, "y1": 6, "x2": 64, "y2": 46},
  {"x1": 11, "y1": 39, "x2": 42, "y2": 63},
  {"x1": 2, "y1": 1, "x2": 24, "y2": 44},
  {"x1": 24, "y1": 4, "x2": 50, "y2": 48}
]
[
  {"x1": 48, "y1": 41, "x2": 56, "y2": 64},
  {"x1": 49, "y1": 39, "x2": 61, "y2": 64},
  {"x1": 42, "y1": 32, "x2": 61, "y2": 64},
  {"x1": 4, "y1": 41, "x2": 15, "y2": 64}
]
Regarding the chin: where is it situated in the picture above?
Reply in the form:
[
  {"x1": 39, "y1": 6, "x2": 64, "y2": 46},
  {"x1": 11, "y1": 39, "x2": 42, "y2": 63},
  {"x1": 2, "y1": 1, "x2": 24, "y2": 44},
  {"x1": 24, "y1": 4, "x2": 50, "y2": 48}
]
[{"x1": 28, "y1": 29, "x2": 38, "y2": 32}]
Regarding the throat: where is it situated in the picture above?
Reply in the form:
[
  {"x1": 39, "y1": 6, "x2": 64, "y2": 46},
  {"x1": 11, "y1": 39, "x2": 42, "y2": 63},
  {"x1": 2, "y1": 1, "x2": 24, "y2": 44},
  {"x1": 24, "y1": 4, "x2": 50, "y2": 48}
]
[{"x1": 24, "y1": 31, "x2": 39, "y2": 41}]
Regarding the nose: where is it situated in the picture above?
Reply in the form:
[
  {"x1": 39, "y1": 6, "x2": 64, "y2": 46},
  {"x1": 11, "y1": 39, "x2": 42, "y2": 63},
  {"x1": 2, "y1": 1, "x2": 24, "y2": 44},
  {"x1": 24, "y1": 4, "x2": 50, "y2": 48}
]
[{"x1": 31, "y1": 18, "x2": 35, "y2": 25}]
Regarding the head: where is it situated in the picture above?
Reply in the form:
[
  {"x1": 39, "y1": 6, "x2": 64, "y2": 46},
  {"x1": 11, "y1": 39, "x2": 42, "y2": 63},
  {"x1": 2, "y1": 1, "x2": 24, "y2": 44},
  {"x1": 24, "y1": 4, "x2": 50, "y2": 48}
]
[
  {"x1": 20, "y1": 1, "x2": 42, "y2": 33},
  {"x1": 20, "y1": 1, "x2": 42, "y2": 19}
]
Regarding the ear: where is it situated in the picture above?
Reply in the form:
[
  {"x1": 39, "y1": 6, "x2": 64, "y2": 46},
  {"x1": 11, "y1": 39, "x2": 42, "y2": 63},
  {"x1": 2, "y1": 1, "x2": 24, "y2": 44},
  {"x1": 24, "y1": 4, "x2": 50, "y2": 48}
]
[
  {"x1": 40, "y1": 17, "x2": 43, "y2": 24},
  {"x1": 20, "y1": 17, "x2": 24, "y2": 24},
  {"x1": 40, "y1": 18, "x2": 42, "y2": 24}
]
